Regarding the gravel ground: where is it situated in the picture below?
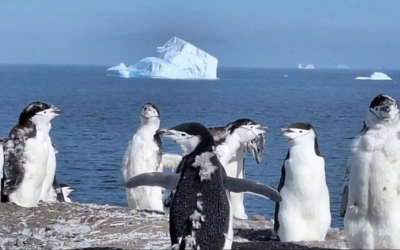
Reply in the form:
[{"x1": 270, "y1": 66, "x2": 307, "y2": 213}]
[{"x1": 0, "y1": 202, "x2": 348, "y2": 249}]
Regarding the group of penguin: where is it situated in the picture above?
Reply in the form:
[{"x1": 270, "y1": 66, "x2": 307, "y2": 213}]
[{"x1": 0, "y1": 93, "x2": 399, "y2": 250}]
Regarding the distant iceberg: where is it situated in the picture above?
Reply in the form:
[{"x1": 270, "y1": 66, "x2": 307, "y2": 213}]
[
  {"x1": 336, "y1": 65, "x2": 350, "y2": 69},
  {"x1": 107, "y1": 37, "x2": 218, "y2": 79},
  {"x1": 304, "y1": 64, "x2": 315, "y2": 69},
  {"x1": 355, "y1": 72, "x2": 392, "y2": 81},
  {"x1": 298, "y1": 63, "x2": 315, "y2": 69}
]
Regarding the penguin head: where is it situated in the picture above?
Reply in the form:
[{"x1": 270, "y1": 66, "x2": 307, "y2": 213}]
[
  {"x1": 281, "y1": 122, "x2": 317, "y2": 145},
  {"x1": 226, "y1": 119, "x2": 268, "y2": 145},
  {"x1": 19, "y1": 101, "x2": 62, "y2": 126},
  {"x1": 140, "y1": 103, "x2": 160, "y2": 126},
  {"x1": 157, "y1": 122, "x2": 215, "y2": 155},
  {"x1": 245, "y1": 133, "x2": 266, "y2": 164},
  {"x1": 366, "y1": 94, "x2": 399, "y2": 127}
]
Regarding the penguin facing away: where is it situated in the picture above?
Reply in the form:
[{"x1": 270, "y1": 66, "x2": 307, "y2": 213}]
[
  {"x1": 125, "y1": 122, "x2": 282, "y2": 250},
  {"x1": 274, "y1": 122, "x2": 331, "y2": 242},
  {"x1": 343, "y1": 94, "x2": 400, "y2": 249},
  {"x1": 2, "y1": 102, "x2": 62, "y2": 207},
  {"x1": 163, "y1": 119, "x2": 268, "y2": 221}
]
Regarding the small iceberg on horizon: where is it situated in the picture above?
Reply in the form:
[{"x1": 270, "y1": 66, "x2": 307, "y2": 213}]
[
  {"x1": 336, "y1": 65, "x2": 350, "y2": 69},
  {"x1": 106, "y1": 36, "x2": 218, "y2": 80},
  {"x1": 298, "y1": 63, "x2": 315, "y2": 69},
  {"x1": 355, "y1": 72, "x2": 392, "y2": 81}
]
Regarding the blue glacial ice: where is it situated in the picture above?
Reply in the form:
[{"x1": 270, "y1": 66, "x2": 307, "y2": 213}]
[{"x1": 106, "y1": 37, "x2": 218, "y2": 79}]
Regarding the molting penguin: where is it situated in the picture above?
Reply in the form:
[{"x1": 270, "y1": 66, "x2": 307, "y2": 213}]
[
  {"x1": 125, "y1": 122, "x2": 282, "y2": 250},
  {"x1": 122, "y1": 103, "x2": 179, "y2": 212},
  {"x1": 2, "y1": 102, "x2": 62, "y2": 207},
  {"x1": 274, "y1": 122, "x2": 331, "y2": 242},
  {"x1": 211, "y1": 119, "x2": 268, "y2": 220},
  {"x1": 163, "y1": 119, "x2": 268, "y2": 221},
  {"x1": 342, "y1": 94, "x2": 400, "y2": 249}
]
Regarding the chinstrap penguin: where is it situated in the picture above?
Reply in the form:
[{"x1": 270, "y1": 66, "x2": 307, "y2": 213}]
[
  {"x1": 122, "y1": 103, "x2": 179, "y2": 212},
  {"x1": 342, "y1": 94, "x2": 400, "y2": 249},
  {"x1": 274, "y1": 122, "x2": 331, "y2": 242},
  {"x1": 210, "y1": 119, "x2": 268, "y2": 220},
  {"x1": 2, "y1": 102, "x2": 62, "y2": 207},
  {"x1": 163, "y1": 119, "x2": 268, "y2": 220},
  {"x1": 125, "y1": 122, "x2": 282, "y2": 250}
]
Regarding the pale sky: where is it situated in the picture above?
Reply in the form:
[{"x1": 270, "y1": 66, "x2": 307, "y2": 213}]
[{"x1": 1, "y1": 0, "x2": 399, "y2": 68}]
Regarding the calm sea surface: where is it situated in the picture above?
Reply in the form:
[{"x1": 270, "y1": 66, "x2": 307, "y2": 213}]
[{"x1": 0, "y1": 65, "x2": 399, "y2": 228}]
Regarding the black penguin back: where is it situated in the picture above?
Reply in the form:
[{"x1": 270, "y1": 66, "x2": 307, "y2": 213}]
[{"x1": 170, "y1": 153, "x2": 230, "y2": 250}]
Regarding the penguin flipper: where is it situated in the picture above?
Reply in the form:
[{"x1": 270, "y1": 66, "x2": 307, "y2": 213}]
[
  {"x1": 224, "y1": 176, "x2": 282, "y2": 202},
  {"x1": 340, "y1": 185, "x2": 348, "y2": 217},
  {"x1": 161, "y1": 153, "x2": 182, "y2": 169},
  {"x1": 125, "y1": 172, "x2": 180, "y2": 191}
]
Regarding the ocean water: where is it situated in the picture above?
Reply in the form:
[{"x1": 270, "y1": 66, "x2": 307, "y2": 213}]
[{"x1": 0, "y1": 64, "x2": 399, "y2": 229}]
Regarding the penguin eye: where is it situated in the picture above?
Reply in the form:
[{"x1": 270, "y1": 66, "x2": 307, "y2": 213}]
[
  {"x1": 181, "y1": 133, "x2": 186, "y2": 137},
  {"x1": 375, "y1": 107, "x2": 379, "y2": 111},
  {"x1": 43, "y1": 111, "x2": 47, "y2": 114},
  {"x1": 299, "y1": 131, "x2": 303, "y2": 133}
]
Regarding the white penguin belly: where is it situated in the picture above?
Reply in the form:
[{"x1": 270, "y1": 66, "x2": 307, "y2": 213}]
[
  {"x1": 9, "y1": 133, "x2": 50, "y2": 207},
  {"x1": 278, "y1": 160, "x2": 331, "y2": 242},
  {"x1": 40, "y1": 141, "x2": 57, "y2": 202},
  {"x1": 345, "y1": 150, "x2": 400, "y2": 249},
  {"x1": 225, "y1": 150, "x2": 247, "y2": 220},
  {"x1": 124, "y1": 135, "x2": 163, "y2": 211}
]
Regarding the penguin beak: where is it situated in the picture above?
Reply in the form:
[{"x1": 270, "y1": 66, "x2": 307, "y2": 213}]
[
  {"x1": 51, "y1": 107, "x2": 62, "y2": 115},
  {"x1": 156, "y1": 128, "x2": 177, "y2": 138},
  {"x1": 280, "y1": 128, "x2": 294, "y2": 135},
  {"x1": 156, "y1": 128, "x2": 170, "y2": 136}
]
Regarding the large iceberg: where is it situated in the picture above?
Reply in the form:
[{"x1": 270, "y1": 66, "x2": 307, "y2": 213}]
[
  {"x1": 107, "y1": 37, "x2": 218, "y2": 79},
  {"x1": 355, "y1": 72, "x2": 392, "y2": 80}
]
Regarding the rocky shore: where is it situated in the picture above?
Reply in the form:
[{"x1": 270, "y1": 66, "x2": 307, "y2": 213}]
[{"x1": 0, "y1": 202, "x2": 347, "y2": 249}]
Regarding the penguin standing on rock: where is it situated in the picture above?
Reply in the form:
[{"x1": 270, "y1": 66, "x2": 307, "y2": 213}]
[
  {"x1": 342, "y1": 94, "x2": 400, "y2": 249},
  {"x1": 163, "y1": 119, "x2": 268, "y2": 221},
  {"x1": 122, "y1": 103, "x2": 180, "y2": 212},
  {"x1": 274, "y1": 122, "x2": 331, "y2": 242},
  {"x1": 125, "y1": 122, "x2": 282, "y2": 250},
  {"x1": 2, "y1": 102, "x2": 62, "y2": 207}
]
